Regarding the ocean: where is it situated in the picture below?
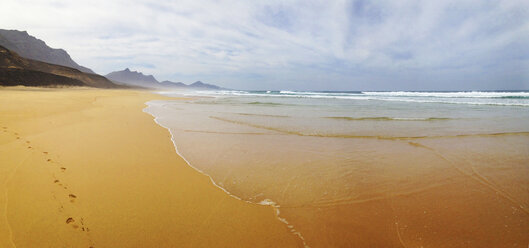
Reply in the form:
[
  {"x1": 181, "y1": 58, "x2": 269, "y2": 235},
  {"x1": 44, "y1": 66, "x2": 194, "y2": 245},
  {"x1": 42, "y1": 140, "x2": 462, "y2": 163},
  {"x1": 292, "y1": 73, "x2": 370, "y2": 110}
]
[{"x1": 145, "y1": 90, "x2": 529, "y2": 247}]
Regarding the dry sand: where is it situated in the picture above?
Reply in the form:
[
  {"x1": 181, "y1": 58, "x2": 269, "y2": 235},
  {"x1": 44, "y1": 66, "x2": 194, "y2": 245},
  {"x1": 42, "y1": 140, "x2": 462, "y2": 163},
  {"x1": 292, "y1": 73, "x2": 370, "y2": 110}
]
[{"x1": 0, "y1": 87, "x2": 301, "y2": 248}]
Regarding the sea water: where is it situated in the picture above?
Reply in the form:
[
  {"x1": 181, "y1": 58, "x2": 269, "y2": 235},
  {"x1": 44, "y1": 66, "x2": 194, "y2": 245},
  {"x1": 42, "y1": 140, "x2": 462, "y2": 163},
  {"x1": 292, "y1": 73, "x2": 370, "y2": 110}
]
[{"x1": 145, "y1": 90, "x2": 529, "y2": 247}]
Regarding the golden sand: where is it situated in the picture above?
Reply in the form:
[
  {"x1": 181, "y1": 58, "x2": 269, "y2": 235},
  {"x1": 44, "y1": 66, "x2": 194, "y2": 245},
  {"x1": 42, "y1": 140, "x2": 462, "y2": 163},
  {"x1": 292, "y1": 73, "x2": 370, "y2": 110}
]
[{"x1": 0, "y1": 87, "x2": 301, "y2": 248}]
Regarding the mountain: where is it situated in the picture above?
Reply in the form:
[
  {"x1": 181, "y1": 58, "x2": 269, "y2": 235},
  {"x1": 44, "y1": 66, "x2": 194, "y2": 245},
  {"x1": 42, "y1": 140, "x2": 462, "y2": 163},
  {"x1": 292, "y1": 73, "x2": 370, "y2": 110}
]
[
  {"x1": 158, "y1": 80, "x2": 225, "y2": 90},
  {"x1": 105, "y1": 68, "x2": 225, "y2": 90},
  {"x1": 0, "y1": 29, "x2": 94, "y2": 73},
  {"x1": 0, "y1": 45, "x2": 118, "y2": 88},
  {"x1": 160, "y1": 80, "x2": 187, "y2": 88},
  {"x1": 105, "y1": 68, "x2": 160, "y2": 88},
  {"x1": 189, "y1": 81, "x2": 222, "y2": 90}
]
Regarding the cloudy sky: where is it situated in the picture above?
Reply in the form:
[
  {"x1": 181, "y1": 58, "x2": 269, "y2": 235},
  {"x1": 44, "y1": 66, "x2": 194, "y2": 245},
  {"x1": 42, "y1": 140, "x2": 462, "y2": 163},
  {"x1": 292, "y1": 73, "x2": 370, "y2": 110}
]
[{"x1": 1, "y1": 0, "x2": 528, "y2": 90}]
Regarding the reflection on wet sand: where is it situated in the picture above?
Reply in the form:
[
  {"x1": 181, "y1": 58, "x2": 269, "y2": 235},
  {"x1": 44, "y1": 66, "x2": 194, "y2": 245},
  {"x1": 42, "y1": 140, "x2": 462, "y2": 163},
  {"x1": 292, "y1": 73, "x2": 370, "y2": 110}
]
[{"x1": 146, "y1": 97, "x2": 529, "y2": 247}]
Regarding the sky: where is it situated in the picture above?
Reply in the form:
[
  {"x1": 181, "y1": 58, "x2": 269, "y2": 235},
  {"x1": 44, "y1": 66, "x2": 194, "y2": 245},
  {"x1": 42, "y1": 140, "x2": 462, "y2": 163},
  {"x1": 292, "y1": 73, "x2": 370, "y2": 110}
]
[{"x1": 1, "y1": 0, "x2": 528, "y2": 90}]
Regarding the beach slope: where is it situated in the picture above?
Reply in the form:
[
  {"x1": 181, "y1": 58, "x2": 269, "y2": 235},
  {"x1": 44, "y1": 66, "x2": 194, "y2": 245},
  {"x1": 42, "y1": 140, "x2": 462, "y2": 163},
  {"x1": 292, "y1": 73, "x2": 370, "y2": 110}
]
[{"x1": 0, "y1": 87, "x2": 300, "y2": 248}]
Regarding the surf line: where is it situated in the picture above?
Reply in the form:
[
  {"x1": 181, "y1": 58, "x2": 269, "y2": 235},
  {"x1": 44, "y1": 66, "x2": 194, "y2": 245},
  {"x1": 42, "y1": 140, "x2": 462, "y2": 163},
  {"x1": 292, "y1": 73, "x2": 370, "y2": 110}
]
[{"x1": 143, "y1": 101, "x2": 310, "y2": 248}]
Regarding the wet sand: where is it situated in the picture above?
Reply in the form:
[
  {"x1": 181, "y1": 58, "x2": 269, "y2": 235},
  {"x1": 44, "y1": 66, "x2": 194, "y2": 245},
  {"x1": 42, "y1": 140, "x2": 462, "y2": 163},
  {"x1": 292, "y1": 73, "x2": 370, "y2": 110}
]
[
  {"x1": 276, "y1": 136, "x2": 529, "y2": 247},
  {"x1": 146, "y1": 97, "x2": 529, "y2": 248},
  {"x1": 0, "y1": 87, "x2": 301, "y2": 248}
]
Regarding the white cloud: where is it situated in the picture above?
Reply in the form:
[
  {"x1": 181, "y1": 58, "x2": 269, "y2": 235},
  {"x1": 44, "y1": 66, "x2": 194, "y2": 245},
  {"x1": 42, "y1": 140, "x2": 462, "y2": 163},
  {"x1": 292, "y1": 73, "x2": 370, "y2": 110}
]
[{"x1": 1, "y1": 0, "x2": 528, "y2": 90}]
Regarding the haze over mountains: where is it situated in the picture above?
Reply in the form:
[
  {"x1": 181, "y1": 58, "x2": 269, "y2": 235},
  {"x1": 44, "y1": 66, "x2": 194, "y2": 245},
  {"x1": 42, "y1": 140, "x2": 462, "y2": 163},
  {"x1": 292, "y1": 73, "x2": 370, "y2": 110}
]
[
  {"x1": 105, "y1": 68, "x2": 160, "y2": 88},
  {"x1": 106, "y1": 68, "x2": 224, "y2": 90},
  {"x1": 0, "y1": 29, "x2": 225, "y2": 90}
]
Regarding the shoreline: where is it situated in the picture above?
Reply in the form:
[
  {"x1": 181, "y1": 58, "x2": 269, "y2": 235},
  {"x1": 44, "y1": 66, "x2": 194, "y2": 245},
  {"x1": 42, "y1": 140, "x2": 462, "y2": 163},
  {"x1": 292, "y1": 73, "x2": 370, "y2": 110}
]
[
  {"x1": 143, "y1": 91, "x2": 529, "y2": 247},
  {"x1": 144, "y1": 100, "x2": 309, "y2": 247},
  {"x1": 0, "y1": 87, "x2": 302, "y2": 247}
]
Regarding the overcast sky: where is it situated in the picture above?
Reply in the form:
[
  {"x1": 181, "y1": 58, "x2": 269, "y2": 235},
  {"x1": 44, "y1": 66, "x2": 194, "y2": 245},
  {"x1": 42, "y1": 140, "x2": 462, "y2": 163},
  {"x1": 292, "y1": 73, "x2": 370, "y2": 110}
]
[{"x1": 1, "y1": 0, "x2": 528, "y2": 90}]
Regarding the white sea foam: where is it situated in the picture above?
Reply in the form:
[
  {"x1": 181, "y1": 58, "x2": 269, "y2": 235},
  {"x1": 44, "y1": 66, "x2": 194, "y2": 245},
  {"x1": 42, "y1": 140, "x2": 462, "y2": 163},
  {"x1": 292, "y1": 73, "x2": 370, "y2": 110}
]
[
  {"x1": 259, "y1": 199, "x2": 277, "y2": 205},
  {"x1": 361, "y1": 91, "x2": 529, "y2": 98},
  {"x1": 174, "y1": 90, "x2": 529, "y2": 107},
  {"x1": 143, "y1": 101, "x2": 310, "y2": 248}
]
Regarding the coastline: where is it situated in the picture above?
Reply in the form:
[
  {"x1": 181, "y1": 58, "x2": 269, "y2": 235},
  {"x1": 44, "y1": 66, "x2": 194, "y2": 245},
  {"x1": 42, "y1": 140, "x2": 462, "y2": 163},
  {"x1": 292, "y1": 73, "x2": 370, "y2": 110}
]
[
  {"x1": 0, "y1": 87, "x2": 302, "y2": 247},
  {"x1": 144, "y1": 101, "x2": 309, "y2": 247},
  {"x1": 144, "y1": 92, "x2": 529, "y2": 247}
]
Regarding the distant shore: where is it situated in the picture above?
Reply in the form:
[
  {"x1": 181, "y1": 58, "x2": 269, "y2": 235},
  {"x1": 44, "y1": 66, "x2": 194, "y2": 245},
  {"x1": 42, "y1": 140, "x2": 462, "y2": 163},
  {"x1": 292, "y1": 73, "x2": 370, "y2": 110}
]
[{"x1": 0, "y1": 87, "x2": 301, "y2": 247}]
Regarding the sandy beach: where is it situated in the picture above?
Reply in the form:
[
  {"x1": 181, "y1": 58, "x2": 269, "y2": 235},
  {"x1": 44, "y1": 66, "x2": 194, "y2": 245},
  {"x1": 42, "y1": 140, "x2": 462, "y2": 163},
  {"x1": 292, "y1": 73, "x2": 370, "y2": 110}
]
[
  {"x1": 1, "y1": 1, "x2": 527, "y2": 246},
  {"x1": 146, "y1": 92, "x2": 529, "y2": 247},
  {"x1": 0, "y1": 87, "x2": 302, "y2": 248}
]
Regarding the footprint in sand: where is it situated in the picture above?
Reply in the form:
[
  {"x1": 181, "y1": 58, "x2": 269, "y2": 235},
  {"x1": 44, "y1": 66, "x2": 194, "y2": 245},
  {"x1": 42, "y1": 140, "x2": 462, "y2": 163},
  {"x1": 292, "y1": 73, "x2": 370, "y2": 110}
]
[
  {"x1": 69, "y1": 194, "x2": 77, "y2": 202},
  {"x1": 26, "y1": 141, "x2": 30, "y2": 144},
  {"x1": 81, "y1": 218, "x2": 88, "y2": 232},
  {"x1": 55, "y1": 181, "x2": 67, "y2": 190},
  {"x1": 79, "y1": 218, "x2": 89, "y2": 232},
  {"x1": 66, "y1": 216, "x2": 91, "y2": 231},
  {"x1": 66, "y1": 218, "x2": 79, "y2": 228},
  {"x1": 54, "y1": 179, "x2": 59, "y2": 183},
  {"x1": 60, "y1": 167, "x2": 66, "y2": 172},
  {"x1": 47, "y1": 159, "x2": 52, "y2": 162},
  {"x1": 66, "y1": 217, "x2": 75, "y2": 224},
  {"x1": 27, "y1": 146, "x2": 32, "y2": 149},
  {"x1": 43, "y1": 151, "x2": 48, "y2": 154}
]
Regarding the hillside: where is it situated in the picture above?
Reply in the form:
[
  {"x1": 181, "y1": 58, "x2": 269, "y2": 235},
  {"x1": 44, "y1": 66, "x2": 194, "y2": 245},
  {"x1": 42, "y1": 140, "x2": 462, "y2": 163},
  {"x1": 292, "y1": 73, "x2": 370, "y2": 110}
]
[
  {"x1": 0, "y1": 29, "x2": 94, "y2": 73},
  {"x1": 0, "y1": 45, "x2": 118, "y2": 88}
]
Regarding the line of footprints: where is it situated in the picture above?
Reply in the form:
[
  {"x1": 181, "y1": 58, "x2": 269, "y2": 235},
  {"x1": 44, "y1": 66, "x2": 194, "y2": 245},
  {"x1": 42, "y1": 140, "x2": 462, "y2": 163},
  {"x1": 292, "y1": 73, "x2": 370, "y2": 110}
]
[{"x1": 2, "y1": 126, "x2": 95, "y2": 248}]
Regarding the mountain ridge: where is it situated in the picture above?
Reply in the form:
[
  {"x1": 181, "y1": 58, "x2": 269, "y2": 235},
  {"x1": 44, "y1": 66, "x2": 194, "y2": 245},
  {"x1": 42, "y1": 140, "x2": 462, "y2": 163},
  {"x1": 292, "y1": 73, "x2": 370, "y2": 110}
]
[
  {"x1": 106, "y1": 68, "x2": 225, "y2": 90},
  {"x1": 0, "y1": 29, "x2": 95, "y2": 73},
  {"x1": 0, "y1": 45, "x2": 118, "y2": 88},
  {"x1": 0, "y1": 29, "x2": 227, "y2": 90},
  {"x1": 105, "y1": 68, "x2": 160, "y2": 88}
]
